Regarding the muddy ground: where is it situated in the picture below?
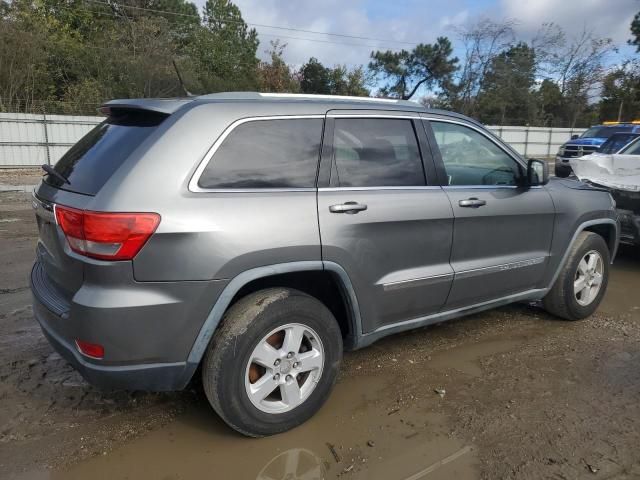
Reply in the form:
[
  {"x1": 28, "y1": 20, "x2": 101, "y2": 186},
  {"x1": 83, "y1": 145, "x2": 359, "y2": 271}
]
[{"x1": 0, "y1": 170, "x2": 639, "y2": 479}]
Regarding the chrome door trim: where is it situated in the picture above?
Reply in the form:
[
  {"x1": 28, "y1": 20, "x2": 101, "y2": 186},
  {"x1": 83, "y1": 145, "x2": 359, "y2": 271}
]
[
  {"x1": 318, "y1": 186, "x2": 442, "y2": 192},
  {"x1": 454, "y1": 257, "x2": 546, "y2": 280},
  {"x1": 443, "y1": 185, "x2": 542, "y2": 190},
  {"x1": 188, "y1": 115, "x2": 325, "y2": 193},
  {"x1": 327, "y1": 114, "x2": 423, "y2": 120},
  {"x1": 382, "y1": 272, "x2": 454, "y2": 292}
]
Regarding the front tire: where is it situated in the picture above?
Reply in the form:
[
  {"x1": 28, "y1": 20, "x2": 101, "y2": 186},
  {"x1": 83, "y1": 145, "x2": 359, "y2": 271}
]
[
  {"x1": 543, "y1": 232, "x2": 610, "y2": 320},
  {"x1": 202, "y1": 288, "x2": 343, "y2": 437}
]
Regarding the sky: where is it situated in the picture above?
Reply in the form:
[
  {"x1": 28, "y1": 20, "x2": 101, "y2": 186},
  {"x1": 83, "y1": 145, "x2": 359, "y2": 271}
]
[{"x1": 195, "y1": 0, "x2": 639, "y2": 69}]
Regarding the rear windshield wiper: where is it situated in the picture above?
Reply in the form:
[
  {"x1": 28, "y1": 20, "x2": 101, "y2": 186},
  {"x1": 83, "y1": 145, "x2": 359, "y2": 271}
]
[{"x1": 41, "y1": 164, "x2": 70, "y2": 185}]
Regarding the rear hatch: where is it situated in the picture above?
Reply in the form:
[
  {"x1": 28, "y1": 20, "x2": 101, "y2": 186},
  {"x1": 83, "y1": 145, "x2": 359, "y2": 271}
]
[{"x1": 33, "y1": 108, "x2": 168, "y2": 307}]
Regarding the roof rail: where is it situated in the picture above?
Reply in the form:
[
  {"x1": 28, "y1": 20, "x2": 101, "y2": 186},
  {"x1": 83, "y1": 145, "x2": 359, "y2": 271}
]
[
  {"x1": 196, "y1": 91, "x2": 421, "y2": 107},
  {"x1": 259, "y1": 93, "x2": 402, "y2": 103}
]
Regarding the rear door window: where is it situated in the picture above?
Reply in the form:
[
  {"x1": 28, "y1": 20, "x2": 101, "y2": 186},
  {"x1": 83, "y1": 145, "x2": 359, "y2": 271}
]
[
  {"x1": 331, "y1": 118, "x2": 425, "y2": 187},
  {"x1": 45, "y1": 109, "x2": 167, "y2": 195},
  {"x1": 198, "y1": 118, "x2": 323, "y2": 189}
]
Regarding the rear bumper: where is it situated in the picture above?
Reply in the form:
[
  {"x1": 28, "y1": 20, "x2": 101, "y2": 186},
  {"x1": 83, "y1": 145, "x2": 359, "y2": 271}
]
[
  {"x1": 30, "y1": 261, "x2": 223, "y2": 391},
  {"x1": 32, "y1": 289, "x2": 192, "y2": 391}
]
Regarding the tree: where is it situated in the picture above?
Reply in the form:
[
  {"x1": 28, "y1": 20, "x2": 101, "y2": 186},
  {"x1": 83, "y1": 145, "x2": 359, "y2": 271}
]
[
  {"x1": 630, "y1": 11, "x2": 640, "y2": 51},
  {"x1": 599, "y1": 62, "x2": 640, "y2": 122},
  {"x1": 256, "y1": 41, "x2": 299, "y2": 93},
  {"x1": 476, "y1": 42, "x2": 536, "y2": 125},
  {"x1": 368, "y1": 37, "x2": 458, "y2": 99},
  {"x1": 536, "y1": 79, "x2": 564, "y2": 127},
  {"x1": 299, "y1": 57, "x2": 331, "y2": 94},
  {"x1": 297, "y1": 58, "x2": 368, "y2": 96},
  {"x1": 441, "y1": 19, "x2": 516, "y2": 116},
  {"x1": 186, "y1": 0, "x2": 259, "y2": 93},
  {"x1": 542, "y1": 27, "x2": 615, "y2": 127}
]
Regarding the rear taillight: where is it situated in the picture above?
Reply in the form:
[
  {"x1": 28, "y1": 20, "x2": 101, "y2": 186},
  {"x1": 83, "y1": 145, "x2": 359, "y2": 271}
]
[{"x1": 54, "y1": 205, "x2": 160, "y2": 261}]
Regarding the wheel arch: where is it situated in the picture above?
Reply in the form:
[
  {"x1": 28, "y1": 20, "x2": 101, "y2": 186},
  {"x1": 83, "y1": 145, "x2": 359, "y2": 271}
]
[
  {"x1": 547, "y1": 218, "x2": 619, "y2": 292},
  {"x1": 183, "y1": 261, "x2": 362, "y2": 384},
  {"x1": 583, "y1": 222, "x2": 618, "y2": 259}
]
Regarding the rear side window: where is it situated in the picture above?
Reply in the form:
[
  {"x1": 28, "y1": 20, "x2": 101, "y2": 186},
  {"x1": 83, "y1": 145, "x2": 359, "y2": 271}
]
[
  {"x1": 331, "y1": 118, "x2": 425, "y2": 187},
  {"x1": 46, "y1": 109, "x2": 167, "y2": 195},
  {"x1": 198, "y1": 118, "x2": 323, "y2": 189}
]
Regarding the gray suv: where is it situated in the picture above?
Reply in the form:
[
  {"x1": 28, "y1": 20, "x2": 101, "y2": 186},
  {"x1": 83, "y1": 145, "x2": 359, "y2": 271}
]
[{"x1": 31, "y1": 93, "x2": 619, "y2": 436}]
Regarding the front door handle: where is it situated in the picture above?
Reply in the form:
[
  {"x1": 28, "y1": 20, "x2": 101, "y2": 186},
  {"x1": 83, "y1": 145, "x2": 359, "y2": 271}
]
[
  {"x1": 459, "y1": 198, "x2": 487, "y2": 208},
  {"x1": 329, "y1": 201, "x2": 368, "y2": 214}
]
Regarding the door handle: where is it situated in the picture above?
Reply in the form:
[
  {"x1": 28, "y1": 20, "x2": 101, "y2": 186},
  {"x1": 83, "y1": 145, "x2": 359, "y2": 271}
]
[
  {"x1": 459, "y1": 198, "x2": 487, "y2": 208},
  {"x1": 329, "y1": 201, "x2": 368, "y2": 214}
]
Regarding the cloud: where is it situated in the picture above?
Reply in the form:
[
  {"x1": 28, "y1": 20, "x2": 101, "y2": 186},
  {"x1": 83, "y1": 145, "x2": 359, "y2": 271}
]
[
  {"x1": 192, "y1": 0, "x2": 638, "y2": 69},
  {"x1": 216, "y1": 0, "x2": 472, "y2": 67},
  {"x1": 501, "y1": 0, "x2": 637, "y2": 46}
]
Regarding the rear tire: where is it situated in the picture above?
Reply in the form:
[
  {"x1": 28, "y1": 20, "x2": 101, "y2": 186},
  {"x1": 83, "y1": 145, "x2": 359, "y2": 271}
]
[
  {"x1": 201, "y1": 288, "x2": 343, "y2": 437},
  {"x1": 543, "y1": 232, "x2": 609, "y2": 320}
]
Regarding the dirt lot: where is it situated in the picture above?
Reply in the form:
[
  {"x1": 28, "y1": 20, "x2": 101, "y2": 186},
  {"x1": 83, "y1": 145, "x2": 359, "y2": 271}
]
[{"x1": 1, "y1": 171, "x2": 639, "y2": 479}]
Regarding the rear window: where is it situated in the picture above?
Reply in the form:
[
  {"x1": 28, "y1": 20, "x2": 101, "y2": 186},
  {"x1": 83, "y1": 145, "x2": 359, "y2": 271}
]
[
  {"x1": 198, "y1": 118, "x2": 323, "y2": 189},
  {"x1": 45, "y1": 109, "x2": 167, "y2": 195}
]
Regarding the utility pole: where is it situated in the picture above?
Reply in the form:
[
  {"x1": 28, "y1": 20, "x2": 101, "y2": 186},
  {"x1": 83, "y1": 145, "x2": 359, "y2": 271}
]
[{"x1": 617, "y1": 99, "x2": 624, "y2": 122}]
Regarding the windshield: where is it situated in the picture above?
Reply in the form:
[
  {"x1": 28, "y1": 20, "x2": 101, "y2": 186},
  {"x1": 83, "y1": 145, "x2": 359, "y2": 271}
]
[
  {"x1": 598, "y1": 134, "x2": 640, "y2": 154},
  {"x1": 580, "y1": 126, "x2": 634, "y2": 139},
  {"x1": 44, "y1": 109, "x2": 167, "y2": 195}
]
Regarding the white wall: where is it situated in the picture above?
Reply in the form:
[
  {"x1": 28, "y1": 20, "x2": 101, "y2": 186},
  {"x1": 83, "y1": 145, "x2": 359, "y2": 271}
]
[
  {"x1": 486, "y1": 125, "x2": 586, "y2": 158},
  {"x1": 0, "y1": 112, "x2": 587, "y2": 167},
  {"x1": 0, "y1": 112, "x2": 102, "y2": 167}
]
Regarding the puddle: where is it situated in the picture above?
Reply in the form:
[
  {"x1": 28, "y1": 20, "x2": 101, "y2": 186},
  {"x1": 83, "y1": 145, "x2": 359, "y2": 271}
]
[
  {"x1": 427, "y1": 339, "x2": 522, "y2": 377},
  {"x1": 17, "y1": 374, "x2": 478, "y2": 480}
]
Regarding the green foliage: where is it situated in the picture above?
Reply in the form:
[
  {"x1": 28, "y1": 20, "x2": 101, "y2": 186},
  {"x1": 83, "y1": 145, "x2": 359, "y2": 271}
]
[
  {"x1": 256, "y1": 41, "x2": 299, "y2": 93},
  {"x1": 476, "y1": 43, "x2": 536, "y2": 125},
  {"x1": 599, "y1": 62, "x2": 640, "y2": 122},
  {"x1": 299, "y1": 57, "x2": 369, "y2": 96},
  {"x1": 630, "y1": 11, "x2": 640, "y2": 52},
  {"x1": 187, "y1": 0, "x2": 259, "y2": 92},
  {"x1": 368, "y1": 37, "x2": 458, "y2": 99},
  {"x1": 0, "y1": 0, "x2": 636, "y2": 128}
]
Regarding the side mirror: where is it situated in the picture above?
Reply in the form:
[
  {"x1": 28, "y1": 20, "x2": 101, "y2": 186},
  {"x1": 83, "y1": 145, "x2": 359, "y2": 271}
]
[
  {"x1": 571, "y1": 134, "x2": 579, "y2": 140},
  {"x1": 527, "y1": 158, "x2": 549, "y2": 186}
]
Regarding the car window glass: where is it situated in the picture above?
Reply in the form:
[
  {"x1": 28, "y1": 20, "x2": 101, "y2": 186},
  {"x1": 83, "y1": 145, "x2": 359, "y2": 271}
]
[
  {"x1": 430, "y1": 121, "x2": 522, "y2": 186},
  {"x1": 620, "y1": 137, "x2": 640, "y2": 155},
  {"x1": 45, "y1": 110, "x2": 167, "y2": 195},
  {"x1": 332, "y1": 118, "x2": 425, "y2": 187},
  {"x1": 198, "y1": 118, "x2": 323, "y2": 189}
]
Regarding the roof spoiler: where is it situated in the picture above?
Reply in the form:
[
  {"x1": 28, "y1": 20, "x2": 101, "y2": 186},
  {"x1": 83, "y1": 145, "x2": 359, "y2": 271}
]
[{"x1": 101, "y1": 98, "x2": 194, "y2": 115}]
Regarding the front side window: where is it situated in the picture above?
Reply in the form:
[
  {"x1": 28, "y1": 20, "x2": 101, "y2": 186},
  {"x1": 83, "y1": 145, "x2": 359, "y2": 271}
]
[
  {"x1": 619, "y1": 137, "x2": 640, "y2": 154},
  {"x1": 430, "y1": 121, "x2": 522, "y2": 186},
  {"x1": 331, "y1": 118, "x2": 425, "y2": 187},
  {"x1": 198, "y1": 118, "x2": 323, "y2": 189}
]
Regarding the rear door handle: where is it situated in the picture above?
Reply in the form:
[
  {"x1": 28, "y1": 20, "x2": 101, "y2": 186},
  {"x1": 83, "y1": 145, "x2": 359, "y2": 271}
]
[
  {"x1": 329, "y1": 201, "x2": 368, "y2": 214},
  {"x1": 459, "y1": 198, "x2": 487, "y2": 208}
]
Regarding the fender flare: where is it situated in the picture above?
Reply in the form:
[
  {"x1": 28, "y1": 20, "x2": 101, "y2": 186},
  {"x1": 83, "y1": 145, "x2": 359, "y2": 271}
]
[
  {"x1": 184, "y1": 260, "x2": 363, "y2": 373},
  {"x1": 546, "y1": 218, "x2": 619, "y2": 291}
]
